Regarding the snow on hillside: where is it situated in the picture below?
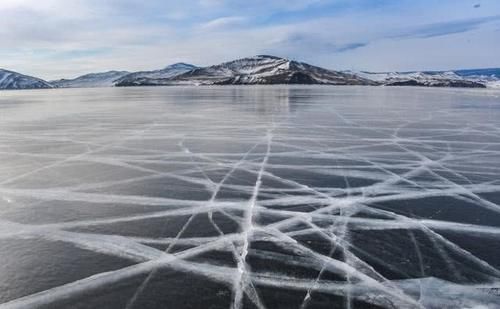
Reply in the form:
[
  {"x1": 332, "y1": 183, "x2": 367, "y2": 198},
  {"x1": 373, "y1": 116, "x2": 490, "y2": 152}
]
[
  {"x1": 355, "y1": 70, "x2": 487, "y2": 88},
  {"x1": 486, "y1": 81, "x2": 500, "y2": 88},
  {"x1": 454, "y1": 68, "x2": 500, "y2": 79},
  {"x1": 114, "y1": 63, "x2": 197, "y2": 86},
  {"x1": 51, "y1": 71, "x2": 130, "y2": 88},
  {"x1": 0, "y1": 69, "x2": 53, "y2": 90},
  {"x1": 356, "y1": 71, "x2": 462, "y2": 82}
]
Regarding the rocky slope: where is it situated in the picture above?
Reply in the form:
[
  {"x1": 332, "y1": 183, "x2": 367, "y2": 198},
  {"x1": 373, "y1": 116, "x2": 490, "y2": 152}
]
[{"x1": 0, "y1": 69, "x2": 53, "y2": 90}]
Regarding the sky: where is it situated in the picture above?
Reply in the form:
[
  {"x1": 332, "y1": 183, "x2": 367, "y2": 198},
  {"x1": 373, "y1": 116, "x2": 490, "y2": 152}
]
[{"x1": 0, "y1": 0, "x2": 499, "y2": 80}]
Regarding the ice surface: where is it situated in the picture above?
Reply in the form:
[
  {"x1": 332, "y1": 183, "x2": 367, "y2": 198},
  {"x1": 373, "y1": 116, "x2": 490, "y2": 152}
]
[{"x1": 0, "y1": 86, "x2": 499, "y2": 309}]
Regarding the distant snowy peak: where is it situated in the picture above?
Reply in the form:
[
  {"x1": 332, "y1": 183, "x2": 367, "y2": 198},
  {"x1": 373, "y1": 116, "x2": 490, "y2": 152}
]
[
  {"x1": 0, "y1": 69, "x2": 53, "y2": 90},
  {"x1": 142, "y1": 55, "x2": 376, "y2": 86},
  {"x1": 51, "y1": 71, "x2": 130, "y2": 88},
  {"x1": 114, "y1": 63, "x2": 198, "y2": 86},
  {"x1": 357, "y1": 71, "x2": 487, "y2": 88}
]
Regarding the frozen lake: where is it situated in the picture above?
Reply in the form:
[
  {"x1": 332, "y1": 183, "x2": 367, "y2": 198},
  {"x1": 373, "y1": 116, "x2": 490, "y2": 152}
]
[{"x1": 0, "y1": 86, "x2": 500, "y2": 309}]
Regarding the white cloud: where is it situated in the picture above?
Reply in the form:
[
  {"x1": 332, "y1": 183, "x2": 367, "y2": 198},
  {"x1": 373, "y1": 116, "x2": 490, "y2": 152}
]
[{"x1": 200, "y1": 16, "x2": 248, "y2": 30}]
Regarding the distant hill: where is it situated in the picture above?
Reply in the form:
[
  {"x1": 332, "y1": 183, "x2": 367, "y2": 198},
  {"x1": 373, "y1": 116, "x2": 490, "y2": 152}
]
[
  {"x1": 114, "y1": 63, "x2": 198, "y2": 87},
  {"x1": 2, "y1": 58, "x2": 499, "y2": 90},
  {"x1": 51, "y1": 71, "x2": 130, "y2": 88},
  {"x1": 51, "y1": 63, "x2": 197, "y2": 88},
  {"x1": 0, "y1": 69, "x2": 53, "y2": 90},
  {"x1": 117, "y1": 55, "x2": 376, "y2": 86},
  {"x1": 453, "y1": 68, "x2": 500, "y2": 79},
  {"x1": 356, "y1": 71, "x2": 487, "y2": 88}
]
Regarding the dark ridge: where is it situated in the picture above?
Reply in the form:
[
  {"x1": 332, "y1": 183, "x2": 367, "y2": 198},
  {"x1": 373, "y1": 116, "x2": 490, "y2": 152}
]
[{"x1": 386, "y1": 79, "x2": 486, "y2": 88}]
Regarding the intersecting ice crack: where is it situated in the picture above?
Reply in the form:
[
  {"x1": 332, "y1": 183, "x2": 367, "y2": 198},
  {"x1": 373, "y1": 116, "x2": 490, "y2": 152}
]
[
  {"x1": 232, "y1": 129, "x2": 273, "y2": 309},
  {"x1": 0, "y1": 87, "x2": 500, "y2": 309}
]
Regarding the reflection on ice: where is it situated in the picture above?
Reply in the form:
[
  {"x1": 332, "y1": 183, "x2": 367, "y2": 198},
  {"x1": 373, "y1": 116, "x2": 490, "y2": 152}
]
[{"x1": 0, "y1": 86, "x2": 500, "y2": 308}]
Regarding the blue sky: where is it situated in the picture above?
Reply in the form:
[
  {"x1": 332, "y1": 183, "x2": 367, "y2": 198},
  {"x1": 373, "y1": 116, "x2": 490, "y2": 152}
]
[{"x1": 0, "y1": 0, "x2": 499, "y2": 79}]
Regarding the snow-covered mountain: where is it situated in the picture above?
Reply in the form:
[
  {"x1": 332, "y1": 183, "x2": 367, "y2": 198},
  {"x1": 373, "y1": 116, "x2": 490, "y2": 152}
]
[
  {"x1": 453, "y1": 68, "x2": 500, "y2": 88},
  {"x1": 454, "y1": 68, "x2": 500, "y2": 79},
  {"x1": 3, "y1": 60, "x2": 499, "y2": 90},
  {"x1": 50, "y1": 63, "x2": 196, "y2": 88},
  {"x1": 116, "y1": 55, "x2": 376, "y2": 86},
  {"x1": 356, "y1": 69, "x2": 499, "y2": 88},
  {"x1": 114, "y1": 63, "x2": 198, "y2": 86},
  {"x1": 0, "y1": 69, "x2": 53, "y2": 90},
  {"x1": 51, "y1": 71, "x2": 130, "y2": 88}
]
